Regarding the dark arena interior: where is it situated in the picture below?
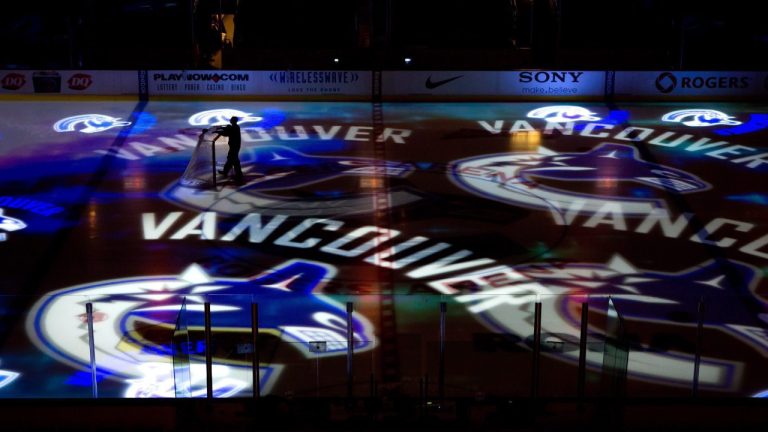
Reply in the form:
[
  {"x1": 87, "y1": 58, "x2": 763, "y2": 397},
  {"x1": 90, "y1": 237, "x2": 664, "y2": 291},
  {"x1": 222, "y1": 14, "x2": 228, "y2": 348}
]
[{"x1": 2, "y1": 1, "x2": 768, "y2": 431}]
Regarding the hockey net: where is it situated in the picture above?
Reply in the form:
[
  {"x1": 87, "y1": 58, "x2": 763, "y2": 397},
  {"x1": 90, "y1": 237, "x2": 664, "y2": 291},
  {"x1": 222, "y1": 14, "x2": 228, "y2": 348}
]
[{"x1": 179, "y1": 129, "x2": 229, "y2": 188}]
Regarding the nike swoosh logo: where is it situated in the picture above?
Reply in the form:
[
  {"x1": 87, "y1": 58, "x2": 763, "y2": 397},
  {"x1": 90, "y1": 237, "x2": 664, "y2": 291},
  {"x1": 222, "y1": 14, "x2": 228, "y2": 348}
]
[{"x1": 425, "y1": 75, "x2": 464, "y2": 89}]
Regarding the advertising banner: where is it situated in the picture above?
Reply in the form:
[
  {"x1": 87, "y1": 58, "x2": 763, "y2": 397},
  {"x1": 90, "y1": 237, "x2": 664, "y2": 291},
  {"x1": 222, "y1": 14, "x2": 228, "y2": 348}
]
[
  {"x1": 615, "y1": 71, "x2": 768, "y2": 99},
  {"x1": 258, "y1": 70, "x2": 370, "y2": 97},
  {"x1": 0, "y1": 70, "x2": 139, "y2": 95},
  {"x1": 383, "y1": 71, "x2": 499, "y2": 96},
  {"x1": 147, "y1": 70, "x2": 370, "y2": 97},
  {"x1": 498, "y1": 70, "x2": 606, "y2": 98},
  {"x1": 5, "y1": 69, "x2": 767, "y2": 100},
  {"x1": 383, "y1": 70, "x2": 604, "y2": 98},
  {"x1": 148, "y1": 70, "x2": 258, "y2": 96}
]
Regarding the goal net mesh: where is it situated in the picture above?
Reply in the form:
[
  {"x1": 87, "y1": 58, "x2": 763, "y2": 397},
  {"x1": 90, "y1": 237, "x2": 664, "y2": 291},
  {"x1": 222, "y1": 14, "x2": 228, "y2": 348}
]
[{"x1": 179, "y1": 129, "x2": 229, "y2": 188}]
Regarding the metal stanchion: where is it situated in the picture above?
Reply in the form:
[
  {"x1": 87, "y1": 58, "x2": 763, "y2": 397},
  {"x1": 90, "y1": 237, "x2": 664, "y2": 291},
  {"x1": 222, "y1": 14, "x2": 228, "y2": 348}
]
[
  {"x1": 204, "y1": 301, "x2": 213, "y2": 399},
  {"x1": 370, "y1": 372, "x2": 376, "y2": 399},
  {"x1": 578, "y1": 301, "x2": 589, "y2": 400},
  {"x1": 419, "y1": 376, "x2": 426, "y2": 416},
  {"x1": 531, "y1": 301, "x2": 542, "y2": 399},
  {"x1": 692, "y1": 298, "x2": 705, "y2": 397},
  {"x1": 86, "y1": 302, "x2": 98, "y2": 398},
  {"x1": 346, "y1": 302, "x2": 354, "y2": 400},
  {"x1": 251, "y1": 302, "x2": 260, "y2": 399},
  {"x1": 211, "y1": 136, "x2": 217, "y2": 189},
  {"x1": 439, "y1": 301, "x2": 446, "y2": 402}
]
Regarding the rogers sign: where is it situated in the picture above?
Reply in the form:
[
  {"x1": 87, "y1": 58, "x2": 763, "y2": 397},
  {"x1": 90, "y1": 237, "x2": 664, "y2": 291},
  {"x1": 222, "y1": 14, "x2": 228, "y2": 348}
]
[
  {"x1": 655, "y1": 72, "x2": 750, "y2": 94},
  {"x1": 67, "y1": 73, "x2": 93, "y2": 90},
  {"x1": 2, "y1": 73, "x2": 26, "y2": 90}
]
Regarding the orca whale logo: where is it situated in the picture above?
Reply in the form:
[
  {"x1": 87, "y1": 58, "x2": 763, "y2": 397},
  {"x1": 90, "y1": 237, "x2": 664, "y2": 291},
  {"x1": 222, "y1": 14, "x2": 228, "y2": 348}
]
[
  {"x1": 166, "y1": 145, "x2": 420, "y2": 216},
  {"x1": 27, "y1": 260, "x2": 376, "y2": 398},
  {"x1": 450, "y1": 143, "x2": 710, "y2": 216},
  {"x1": 452, "y1": 255, "x2": 765, "y2": 391}
]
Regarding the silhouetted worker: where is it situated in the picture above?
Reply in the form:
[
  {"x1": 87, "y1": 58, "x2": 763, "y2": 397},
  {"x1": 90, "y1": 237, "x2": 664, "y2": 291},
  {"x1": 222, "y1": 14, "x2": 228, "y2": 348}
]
[{"x1": 213, "y1": 116, "x2": 243, "y2": 184}]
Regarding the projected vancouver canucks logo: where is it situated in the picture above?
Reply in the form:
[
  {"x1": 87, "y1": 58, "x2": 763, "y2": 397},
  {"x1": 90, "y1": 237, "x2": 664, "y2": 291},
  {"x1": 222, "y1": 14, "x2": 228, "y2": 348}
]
[
  {"x1": 527, "y1": 106, "x2": 601, "y2": 123},
  {"x1": 662, "y1": 109, "x2": 742, "y2": 127},
  {"x1": 53, "y1": 114, "x2": 131, "y2": 134},
  {"x1": 165, "y1": 145, "x2": 419, "y2": 217},
  {"x1": 0, "y1": 208, "x2": 26, "y2": 242},
  {"x1": 450, "y1": 143, "x2": 709, "y2": 216},
  {"x1": 188, "y1": 109, "x2": 263, "y2": 127},
  {"x1": 451, "y1": 256, "x2": 766, "y2": 390},
  {"x1": 27, "y1": 260, "x2": 376, "y2": 398}
]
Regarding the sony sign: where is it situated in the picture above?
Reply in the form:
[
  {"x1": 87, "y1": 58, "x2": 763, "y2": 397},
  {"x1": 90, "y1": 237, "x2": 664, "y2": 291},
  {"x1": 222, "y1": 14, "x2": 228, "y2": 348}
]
[
  {"x1": 500, "y1": 70, "x2": 603, "y2": 97},
  {"x1": 519, "y1": 71, "x2": 583, "y2": 83}
]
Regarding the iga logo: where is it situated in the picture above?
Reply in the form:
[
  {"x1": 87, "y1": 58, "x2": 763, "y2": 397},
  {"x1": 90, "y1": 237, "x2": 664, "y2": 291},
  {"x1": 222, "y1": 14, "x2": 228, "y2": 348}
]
[
  {"x1": 53, "y1": 114, "x2": 131, "y2": 134},
  {"x1": 662, "y1": 109, "x2": 743, "y2": 127},
  {"x1": 67, "y1": 73, "x2": 93, "y2": 90},
  {"x1": 1, "y1": 73, "x2": 26, "y2": 90},
  {"x1": 27, "y1": 260, "x2": 376, "y2": 398},
  {"x1": 450, "y1": 143, "x2": 709, "y2": 216},
  {"x1": 0, "y1": 208, "x2": 26, "y2": 242},
  {"x1": 188, "y1": 109, "x2": 263, "y2": 127},
  {"x1": 442, "y1": 255, "x2": 765, "y2": 390},
  {"x1": 527, "y1": 106, "x2": 601, "y2": 123},
  {"x1": 165, "y1": 146, "x2": 420, "y2": 216}
]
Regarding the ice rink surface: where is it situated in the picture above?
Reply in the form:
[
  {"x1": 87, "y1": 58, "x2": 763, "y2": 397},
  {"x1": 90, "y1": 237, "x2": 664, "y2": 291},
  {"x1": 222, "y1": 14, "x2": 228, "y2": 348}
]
[{"x1": 0, "y1": 99, "x2": 767, "y2": 398}]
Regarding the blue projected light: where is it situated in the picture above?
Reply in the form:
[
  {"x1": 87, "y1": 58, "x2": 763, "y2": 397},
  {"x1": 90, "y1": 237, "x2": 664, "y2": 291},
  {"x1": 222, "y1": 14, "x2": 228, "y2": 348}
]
[
  {"x1": 630, "y1": 187, "x2": 654, "y2": 198},
  {"x1": 256, "y1": 108, "x2": 287, "y2": 129},
  {"x1": 313, "y1": 190, "x2": 344, "y2": 198},
  {"x1": 715, "y1": 113, "x2": 768, "y2": 136},
  {"x1": 129, "y1": 112, "x2": 157, "y2": 134},
  {"x1": 661, "y1": 109, "x2": 742, "y2": 127},
  {"x1": 727, "y1": 193, "x2": 768, "y2": 206},
  {"x1": 53, "y1": 114, "x2": 131, "y2": 134},
  {"x1": 65, "y1": 370, "x2": 107, "y2": 387},
  {"x1": 271, "y1": 139, "x2": 350, "y2": 154},
  {"x1": 574, "y1": 109, "x2": 629, "y2": 131}
]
